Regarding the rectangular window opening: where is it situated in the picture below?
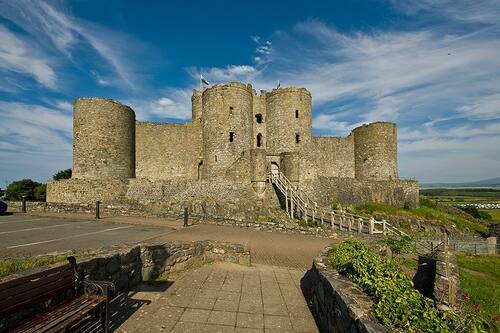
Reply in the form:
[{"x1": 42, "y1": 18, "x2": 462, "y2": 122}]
[
  {"x1": 229, "y1": 132, "x2": 235, "y2": 142},
  {"x1": 296, "y1": 134, "x2": 300, "y2": 144},
  {"x1": 295, "y1": 110, "x2": 299, "y2": 118}
]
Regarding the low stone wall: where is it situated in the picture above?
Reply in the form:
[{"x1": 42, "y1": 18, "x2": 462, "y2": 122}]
[
  {"x1": 302, "y1": 177, "x2": 419, "y2": 208},
  {"x1": 5, "y1": 201, "x2": 342, "y2": 238},
  {"x1": 46, "y1": 179, "x2": 129, "y2": 204},
  {"x1": 0, "y1": 240, "x2": 250, "y2": 331},
  {"x1": 307, "y1": 248, "x2": 385, "y2": 333}
]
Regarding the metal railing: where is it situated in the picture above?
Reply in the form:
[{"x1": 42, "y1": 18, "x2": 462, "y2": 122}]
[{"x1": 269, "y1": 171, "x2": 406, "y2": 236}]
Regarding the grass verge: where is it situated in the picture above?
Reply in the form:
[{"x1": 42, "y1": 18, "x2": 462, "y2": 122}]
[
  {"x1": 0, "y1": 253, "x2": 86, "y2": 279},
  {"x1": 350, "y1": 199, "x2": 489, "y2": 236},
  {"x1": 457, "y1": 255, "x2": 500, "y2": 326}
]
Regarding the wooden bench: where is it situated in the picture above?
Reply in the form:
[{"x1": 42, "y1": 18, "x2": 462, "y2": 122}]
[{"x1": 0, "y1": 257, "x2": 114, "y2": 333}]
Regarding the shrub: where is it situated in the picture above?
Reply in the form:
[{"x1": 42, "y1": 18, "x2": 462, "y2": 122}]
[
  {"x1": 328, "y1": 240, "x2": 488, "y2": 332},
  {"x1": 380, "y1": 235, "x2": 415, "y2": 254},
  {"x1": 5, "y1": 179, "x2": 45, "y2": 201},
  {"x1": 53, "y1": 169, "x2": 72, "y2": 180}
]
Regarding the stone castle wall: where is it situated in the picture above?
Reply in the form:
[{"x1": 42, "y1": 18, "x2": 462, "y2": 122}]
[
  {"x1": 46, "y1": 178, "x2": 129, "y2": 204},
  {"x1": 73, "y1": 98, "x2": 135, "y2": 179},
  {"x1": 135, "y1": 121, "x2": 201, "y2": 180},
  {"x1": 301, "y1": 177, "x2": 419, "y2": 208},
  {"x1": 302, "y1": 135, "x2": 355, "y2": 180}
]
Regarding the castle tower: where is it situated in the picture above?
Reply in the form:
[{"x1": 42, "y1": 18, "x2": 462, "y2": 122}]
[
  {"x1": 201, "y1": 82, "x2": 253, "y2": 178},
  {"x1": 72, "y1": 98, "x2": 135, "y2": 179},
  {"x1": 353, "y1": 122, "x2": 398, "y2": 180},
  {"x1": 266, "y1": 88, "x2": 312, "y2": 155},
  {"x1": 191, "y1": 90, "x2": 202, "y2": 120}
]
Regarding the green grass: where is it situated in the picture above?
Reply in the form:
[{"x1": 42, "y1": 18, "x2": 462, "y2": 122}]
[
  {"x1": 350, "y1": 200, "x2": 489, "y2": 236},
  {"x1": 481, "y1": 209, "x2": 500, "y2": 222},
  {"x1": 457, "y1": 255, "x2": 500, "y2": 326},
  {"x1": 0, "y1": 253, "x2": 86, "y2": 279}
]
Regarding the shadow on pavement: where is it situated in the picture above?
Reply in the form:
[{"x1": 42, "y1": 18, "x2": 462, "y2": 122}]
[{"x1": 72, "y1": 281, "x2": 174, "y2": 332}]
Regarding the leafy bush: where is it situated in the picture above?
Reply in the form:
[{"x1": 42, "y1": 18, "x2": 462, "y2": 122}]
[
  {"x1": 5, "y1": 179, "x2": 46, "y2": 201},
  {"x1": 53, "y1": 168, "x2": 72, "y2": 180},
  {"x1": 328, "y1": 240, "x2": 488, "y2": 332},
  {"x1": 457, "y1": 206, "x2": 492, "y2": 221},
  {"x1": 380, "y1": 235, "x2": 415, "y2": 254}
]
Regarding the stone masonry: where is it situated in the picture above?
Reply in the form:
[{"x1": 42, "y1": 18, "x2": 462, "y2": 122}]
[{"x1": 47, "y1": 81, "x2": 419, "y2": 213}]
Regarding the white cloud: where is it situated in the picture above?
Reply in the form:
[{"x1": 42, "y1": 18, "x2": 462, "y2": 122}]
[
  {"x1": 0, "y1": 0, "x2": 145, "y2": 89},
  {"x1": 126, "y1": 88, "x2": 192, "y2": 121},
  {"x1": 0, "y1": 25, "x2": 56, "y2": 88}
]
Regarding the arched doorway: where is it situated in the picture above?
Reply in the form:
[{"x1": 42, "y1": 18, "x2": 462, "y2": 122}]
[
  {"x1": 197, "y1": 161, "x2": 203, "y2": 179},
  {"x1": 270, "y1": 162, "x2": 279, "y2": 175}
]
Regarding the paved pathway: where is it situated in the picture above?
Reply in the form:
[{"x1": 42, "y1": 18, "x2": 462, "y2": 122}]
[
  {"x1": 154, "y1": 223, "x2": 336, "y2": 270},
  {"x1": 114, "y1": 262, "x2": 318, "y2": 333}
]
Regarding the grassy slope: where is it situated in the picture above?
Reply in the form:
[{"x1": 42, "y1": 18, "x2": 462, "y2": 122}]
[
  {"x1": 481, "y1": 209, "x2": 500, "y2": 223},
  {"x1": 350, "y1": 200, "x2": 489, "y2": 236},
  {"x1": 457, "y1": 255, "x2": 500, "y2": 323}
]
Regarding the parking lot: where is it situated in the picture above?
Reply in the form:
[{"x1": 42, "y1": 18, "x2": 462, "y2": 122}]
[{"x1": 0, "y1": 214, "x2": 173, "y2": 257}]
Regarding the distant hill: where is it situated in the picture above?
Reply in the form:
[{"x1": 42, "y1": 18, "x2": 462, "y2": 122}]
[{"x1": 421, "y1": 177, "x2": 500, "y2": 188}]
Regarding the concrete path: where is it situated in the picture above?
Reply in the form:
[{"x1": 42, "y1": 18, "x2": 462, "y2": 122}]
[
  {"x1": 113, "y1": 262, "x2": 318, "y2": 333},
  {"x1": 154, "y1": 223, "x2": 336, "y2": 270}
]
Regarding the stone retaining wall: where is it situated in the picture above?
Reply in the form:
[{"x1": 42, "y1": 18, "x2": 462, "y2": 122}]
[
  {"x1": 307, "y1": 249, "x2": 385, "y2": 333},
  {"x1": 0, "y1": 240, "x2": 250, "y2": 331}
]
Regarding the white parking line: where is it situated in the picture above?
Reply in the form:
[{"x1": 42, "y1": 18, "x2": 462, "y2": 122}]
[
  {"x1": 7, "y1": 225, "x2": 134, "y2": 249},
  {"x1": 0, "y1": 218, "x2": 45, "y2": 225},
  {"x1": 0, "y1": 221, "x2": 94, "y2": 235}
]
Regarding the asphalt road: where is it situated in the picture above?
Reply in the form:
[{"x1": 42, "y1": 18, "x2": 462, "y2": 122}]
[{"x1": 0, "y1": 214, "x2": 172, "y2": 257}]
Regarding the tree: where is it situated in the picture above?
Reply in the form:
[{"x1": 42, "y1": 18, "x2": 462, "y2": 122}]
[
  {"x1": 5, "y1": 179, "x2": 45, "y2": 201},
  {"x1": 53, "y1": 169, "x2": 72, "y2": 180}
]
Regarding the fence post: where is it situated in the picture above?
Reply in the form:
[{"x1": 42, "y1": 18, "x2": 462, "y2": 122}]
[
  {"x1": 369, "y1": 217, "x2": 374, "y2": 234},
  {"x1": 21, "y1": 195, "x2": 27, "y2": 213},
  {"x1": 348, "y1": 214, "x2": 352, "y2": 232},
  {"x1": 474, "y1": 243, "x2": 477, "y2": 256},
  {"x1": 290, "y1": 192, "x2": 294, "y2": 219},
  {"x1": 95, "y1": 200, "x2": 100, "y2": 219},
  {"x1": 183, "y1": 207, "x2": 189, "y2": 227},
  {"x1": 285, "y1": 186, "x2": 289, "y2": 214},
  {"x1": 331, "y1": 212, "x2": 334, "y2": 229},
  {"x1": 382, "y1": 219, "x2": 387, "y2": 235},
  {"x1": 321, "y1": 211, "x2": 324, "y2": 226},
  {"x1": 358, "y1": 218, "x2": 362, "y2": 233}
]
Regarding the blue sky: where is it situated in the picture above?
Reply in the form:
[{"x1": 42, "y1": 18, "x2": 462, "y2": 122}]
[{"x1": 1, "y1": 0, "x2": 499, "y2": 185}]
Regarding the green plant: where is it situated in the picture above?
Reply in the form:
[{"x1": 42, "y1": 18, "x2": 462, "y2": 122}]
[
  {"x1": 53, "y1": 169, "x2": 72, "y2": 180},
  {"x1": 380, "y1": 235, "x2": 416, "y2": 255},
  {"x1": 5, "y1": 179, "x2": 46, "y2": 201},
  {"x1": 328, "y1": 240, "x2": 489, "y2": 332},
  {"x1": 0, "y1": 253, "x2": 86, "y2": 279},
  {"x1": 298, "y1": 219, "x2": 316, "y2": 228}
]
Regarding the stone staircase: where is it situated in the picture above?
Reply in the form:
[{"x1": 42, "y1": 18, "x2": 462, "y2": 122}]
[{"x1": 269, "y1": 171, "x2": 406, "y2": 236}]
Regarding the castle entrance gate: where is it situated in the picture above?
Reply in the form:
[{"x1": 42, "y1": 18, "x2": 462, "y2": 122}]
[{"x1": 270, "y1": 162, "x2": 279, "y2": 175}]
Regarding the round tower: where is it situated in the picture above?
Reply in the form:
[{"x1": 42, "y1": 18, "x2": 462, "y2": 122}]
[
  {"x1": 266, "y1": 88, "x2": 312, "y2": 155},
  {"x1": 353, "y1": 122, "x2": 398, "y2": 180},
  {"x1": 201, "y1": 82, "x2": 253, "y2": 178},
  {"x1": 72, "y1": 98, "x2": 135, "y2": 179},
  {"x1": 191, "y1": 90, "x2": 202, "y2": 120},
  {"x1": 280, "y1": 152, "x2": 300, "y2": 184}
]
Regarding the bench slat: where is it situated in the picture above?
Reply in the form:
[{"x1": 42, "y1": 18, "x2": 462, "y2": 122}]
[
  {"x1": 10, "y1": 295, "x2": 105, "y2": 333},
  {"x1": 0, "y1": 281, "x2": 74, "y2": 316},
  {"x1": 0, "y1": 268, "x2": 73, "y2": 301},
  {"x1": 0, "y1": 264, "x2": 72, "y2": 291}
]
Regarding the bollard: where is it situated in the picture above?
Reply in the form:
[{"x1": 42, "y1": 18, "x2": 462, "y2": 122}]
[
  {"x1": 95, "y1": 200, "x2": 100, "y2": 219},
  {"x1": 183, "y1": 207, "x2": 189, "y2": 227},
  {"x1": 21, "y1": 196, "x2": 27, "y2": 213},
  {"x1": 21, "y1": 195, "x2": 26, "y2": 213}
]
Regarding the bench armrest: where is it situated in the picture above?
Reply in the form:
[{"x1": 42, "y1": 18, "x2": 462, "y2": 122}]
[{"x1": 83, "y1": 280, "x2": 115, "y2": 300}]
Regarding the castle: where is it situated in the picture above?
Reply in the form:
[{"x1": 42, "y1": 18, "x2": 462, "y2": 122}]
[{"x1": 47, "y1": 82, "x2": 418, "y2": 219}]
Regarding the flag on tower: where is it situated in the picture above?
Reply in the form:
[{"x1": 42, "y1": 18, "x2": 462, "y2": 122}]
[
  {"x1": 201, "y1": 75, "x2": 210, "y2": 85},
  {"x1": 277, "y1": 80, "x2": 281, "y2": 89}
]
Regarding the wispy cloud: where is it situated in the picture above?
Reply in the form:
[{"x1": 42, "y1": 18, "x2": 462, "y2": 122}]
[
  {"x1": 125, "y1": 88, "x2": 192, "y2": 121},
  {"x1": 0, "y1": 25, "x2": 56, "y2": 88},
  {"x1": 0, "y1": 0, "x2": 146, "y2": 89}
]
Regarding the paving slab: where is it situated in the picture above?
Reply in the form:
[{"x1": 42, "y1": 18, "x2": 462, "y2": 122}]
[{"x1": 115, "y1": 262, "x2": 318, "y2": 333}]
